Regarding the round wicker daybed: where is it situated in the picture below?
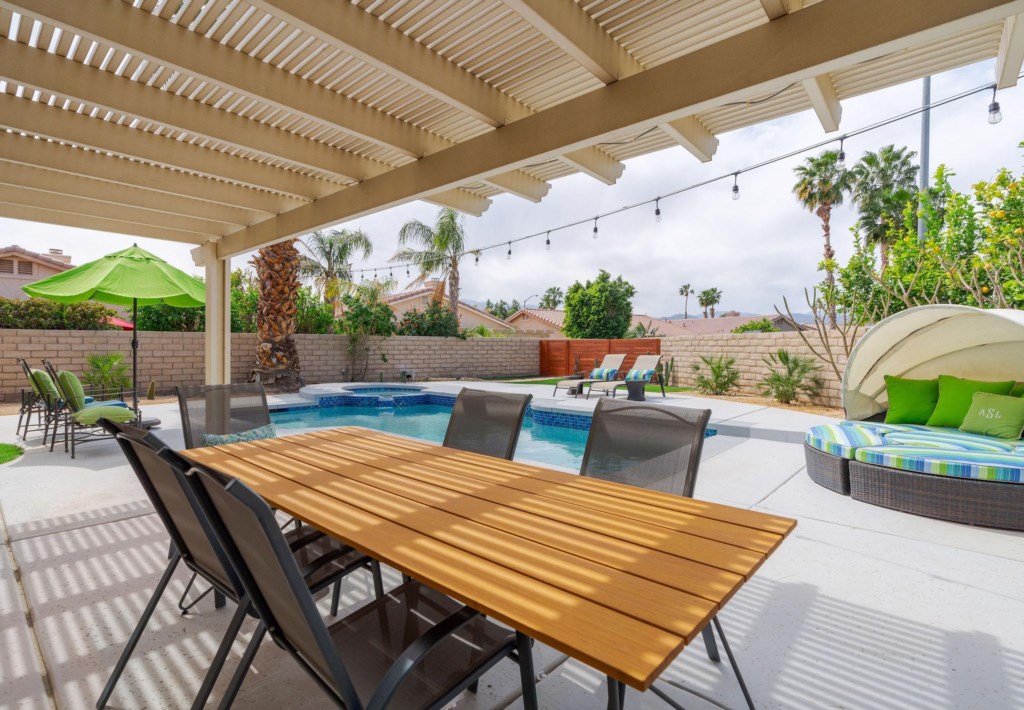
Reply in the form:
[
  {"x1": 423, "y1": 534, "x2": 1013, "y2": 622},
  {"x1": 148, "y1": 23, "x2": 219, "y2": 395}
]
[{"x1": 804, "y1": 305, "x2": 1024, "y2": 530}]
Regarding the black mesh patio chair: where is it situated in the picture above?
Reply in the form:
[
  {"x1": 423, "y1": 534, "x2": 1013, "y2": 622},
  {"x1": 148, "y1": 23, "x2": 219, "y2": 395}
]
[
  {"x1": 442, "y1": 388, "x2": 532, "y2": 460},
  {"x1": 176, "y1": 383, "x2": 272, "y2": 449},
  {"x1": 580, "y1": 399, "x2": 754, "y2": 710},
  {"x1": 189, "y1": 463, "x2": 539, "y2": 710},
  {"x1": 95, "y1": 419, "x2": 383, "y2": 710}
]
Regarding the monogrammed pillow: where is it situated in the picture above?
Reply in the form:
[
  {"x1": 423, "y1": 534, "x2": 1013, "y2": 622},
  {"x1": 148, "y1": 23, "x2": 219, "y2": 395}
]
[{"x1": 959, "y1": 392, "x2": 1024, "y2": 440}]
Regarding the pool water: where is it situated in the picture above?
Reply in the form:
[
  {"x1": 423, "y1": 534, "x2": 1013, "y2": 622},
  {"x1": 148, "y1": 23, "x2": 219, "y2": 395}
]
[{"x1": 272, "y1": 404, "x2": 589, "y2": 471}]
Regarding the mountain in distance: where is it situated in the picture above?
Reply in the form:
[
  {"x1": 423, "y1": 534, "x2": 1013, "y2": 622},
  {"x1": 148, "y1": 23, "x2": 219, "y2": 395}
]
[{"x1": 658, "y1": 311, "x2": 817, "y2": 324}]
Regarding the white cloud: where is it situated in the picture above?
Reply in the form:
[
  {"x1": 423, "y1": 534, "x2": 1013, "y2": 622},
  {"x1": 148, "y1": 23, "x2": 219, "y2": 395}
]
[{"x1": 1, "y1": 59, "x2": 1020, "y2": 317}]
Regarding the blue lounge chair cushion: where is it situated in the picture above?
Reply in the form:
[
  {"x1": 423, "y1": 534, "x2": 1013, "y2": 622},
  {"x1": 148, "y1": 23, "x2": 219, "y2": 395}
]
[{"x1": 589, "y1": 368, "x2": 618, "y2": 381}]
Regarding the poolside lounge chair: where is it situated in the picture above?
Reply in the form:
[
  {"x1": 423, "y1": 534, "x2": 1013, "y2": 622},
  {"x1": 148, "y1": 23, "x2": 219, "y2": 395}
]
[
  {"x1": 580, "y1": 399, "x2": 754, "y2": 710},
  {"x1": 186, "y1": 461, "x2": 538, "y2": 710},
  {"x1": 45, "y1": 363, "x2": 134, "y2": 458},
  {"x1": 552, "y1": 353, "x2": 626, "y2": 398},
  {"x1": 444, "y1": 388, "x2": 532, "y2": 460},
  {"x1": 587, "y1": 354, "x2": 666, "y2": 399}
]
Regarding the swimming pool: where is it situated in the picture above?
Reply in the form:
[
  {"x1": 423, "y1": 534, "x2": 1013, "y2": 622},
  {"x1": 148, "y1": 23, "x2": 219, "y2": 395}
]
[{"x1": 272, "y1": 404, "x2": 590, "y2": 470}]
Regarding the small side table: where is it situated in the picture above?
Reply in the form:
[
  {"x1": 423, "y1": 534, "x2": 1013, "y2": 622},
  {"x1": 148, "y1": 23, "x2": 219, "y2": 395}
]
[{"x1": 624, "y1": 380, "x2": 647, "y2": 402}]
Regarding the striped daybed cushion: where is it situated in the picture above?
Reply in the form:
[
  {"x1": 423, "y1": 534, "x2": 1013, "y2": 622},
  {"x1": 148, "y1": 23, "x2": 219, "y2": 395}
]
[
  {"x1": 804, "y1": 422, "x2": 913, "y2": 459},
  {"x1": 853, "y1": 446, "x2": 1024, "y2": 483}
]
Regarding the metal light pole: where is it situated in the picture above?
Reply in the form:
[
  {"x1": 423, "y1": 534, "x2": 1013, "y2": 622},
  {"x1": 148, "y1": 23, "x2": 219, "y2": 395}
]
[{"x1": 918, "y1": 75, "x2": 931, "y2": 240}]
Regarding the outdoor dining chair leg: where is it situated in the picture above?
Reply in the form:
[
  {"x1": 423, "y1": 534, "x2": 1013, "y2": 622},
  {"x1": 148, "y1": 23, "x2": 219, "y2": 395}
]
[
  {"x1": 191, "y1": 602, "x2": 250, "y2": 710},
  {"x1": 711, "y1": 615, "x2": 755, "y2": 710},
  {"x1": 330, "y1": 579, "x2": 343, "y2": 617},
  {"x1": 216, "y1": 622, "x2": 267, "y2": 710},
  {"x1": 370, "y1": 560, "x2": 385, "y2": 597},
  {"x1": 517, "y1": 632, "x2": 539, "y2": 710},
  {"x1": 97, "y1": 553, "x2": 181, "y2": 709},
  {"x1": 702, "y1": 625, "x2": 721, "y2": 662}
]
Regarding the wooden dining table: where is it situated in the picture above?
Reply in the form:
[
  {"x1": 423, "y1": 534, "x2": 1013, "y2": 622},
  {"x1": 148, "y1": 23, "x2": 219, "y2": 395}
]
[{"x1": 180, "y1": 426, "x2": 796, "y2": 699}]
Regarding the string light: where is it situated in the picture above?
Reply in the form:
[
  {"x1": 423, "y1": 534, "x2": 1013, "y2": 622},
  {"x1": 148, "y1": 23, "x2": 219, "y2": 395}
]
[
  {"x1": 474, "y1": 253, "x2": 479, "y2": 266},
  {"x1": 836, "y1": 137, "x2": 846, "y2": 171},
  {"x1": 989, "y1": 86, "x2": 1002, "y2": 124},
  {"x1": 344, "y1": 78, "x2": 1015, "y2": 278},
  {"x1": 545, "y1": 231, "x2": 551, "y2": 250},
  {"x1": 654, "y1": 198, "x2": 661, "y2": 222}
]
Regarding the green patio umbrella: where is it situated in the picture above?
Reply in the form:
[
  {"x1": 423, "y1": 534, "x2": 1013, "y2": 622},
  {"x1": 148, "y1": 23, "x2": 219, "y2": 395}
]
[{"x1": 23, "y1": 244, "x2": 205, "y2": 414}]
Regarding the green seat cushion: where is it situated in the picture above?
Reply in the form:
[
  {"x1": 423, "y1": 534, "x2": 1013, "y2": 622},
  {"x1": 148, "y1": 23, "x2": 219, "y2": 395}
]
[
  {"x1": 57, "y1": 371, "x2": 88, "y2": 411},
  {"x1": 1010, "y1": 382, "x2": 1024, "y2": 398},
  {"x1": 201, "y1": 423, "x2": 277, "y2": 447},
  {"x1": 883, "y1": 376, "x2": 939, "y2": 424},
  {"x1": 925, "y1": 375, "x2": 1015, "y2": 428},
  {"x1": 30, "y1": 369, "x2": 60, "y2": 402},
  {"x1": 73, "y1": 405, "x2": 135, "y2": 426},
  {"x1": 959, "y1": 392, "x2": 1024, "y2": 440}
]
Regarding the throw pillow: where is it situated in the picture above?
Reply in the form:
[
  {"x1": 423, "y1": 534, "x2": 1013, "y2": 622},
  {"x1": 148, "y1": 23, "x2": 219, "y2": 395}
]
[
  {"x1": 625, "y1": 368, "x2": 655, "y2": 381},
  {"x1": 926, "y1": 375, "x2": 1016, "y2": 428},
  {"x1": 959, "y1": 392, "x2": 1024, "y2": 440},
  {"x1": 589, "y1": 368, "x2": 617, "y2": 381},
  {"x1": 883, "y1": 376, "x2": 939, "y2": 424},
  {"x1": 1010, "y1": 381, "x2": 1024, "y2": 398},
  {"x1": 201, "y1": 423, "x2": 277, "y2": 446}
]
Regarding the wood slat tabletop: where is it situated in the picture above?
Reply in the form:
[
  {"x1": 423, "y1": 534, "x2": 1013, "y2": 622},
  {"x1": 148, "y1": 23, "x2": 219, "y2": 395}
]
[{"x1": 181, "y1": 426, "x2": 796, "y2": 690}]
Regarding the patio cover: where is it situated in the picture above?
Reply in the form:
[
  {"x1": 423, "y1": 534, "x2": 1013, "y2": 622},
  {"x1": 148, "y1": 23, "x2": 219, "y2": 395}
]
[{"x1": 842, "y1": 305, "x2": 1024, "y2": 420}]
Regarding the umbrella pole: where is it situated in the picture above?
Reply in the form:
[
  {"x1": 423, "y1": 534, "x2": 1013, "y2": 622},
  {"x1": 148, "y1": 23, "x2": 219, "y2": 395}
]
[{"x1": 132, "y1": 298, "x2": 139, "y2": 418}]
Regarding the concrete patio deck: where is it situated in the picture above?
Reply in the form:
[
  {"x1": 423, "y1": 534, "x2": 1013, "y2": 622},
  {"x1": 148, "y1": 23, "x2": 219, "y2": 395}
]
[{"x1": 1, "y1": 383, "x2": 1022, "y2": 709}]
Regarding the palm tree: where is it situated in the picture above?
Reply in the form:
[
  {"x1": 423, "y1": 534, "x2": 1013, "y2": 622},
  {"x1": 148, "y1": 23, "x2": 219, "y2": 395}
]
[
  {"x1": 792, "y1": 149, "x2": 853, "y2": 288},
  {"x1": 251, "y1": 240, "x2": 302, "y2": 379},
  {"x1": 391, "y1": 207, "x2": 471, "y2": 320},
  {"x1": 849, "y1": 145, "x2": 919, "y2": 272},
  {"x1": 539, "y1": 286, "x2": 564, "y2": 310},
  {"x1": 698, "y1": 287, "x2": 722, "y2": 318},
  {"x1": 298, "y1": 228, "x2": 373, "y2": 316},
  {"x1": 678, "y1": 283, "x2": 693, "y2": 319}
]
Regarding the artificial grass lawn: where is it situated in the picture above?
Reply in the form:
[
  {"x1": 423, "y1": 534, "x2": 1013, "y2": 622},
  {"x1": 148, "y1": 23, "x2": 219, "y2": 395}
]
[
  {"x1": 0, "y1": 443, "x2": 23, "y2": 464},
  {"x1": 503, "y1": 377, "x2": 691, "y2": 394}
]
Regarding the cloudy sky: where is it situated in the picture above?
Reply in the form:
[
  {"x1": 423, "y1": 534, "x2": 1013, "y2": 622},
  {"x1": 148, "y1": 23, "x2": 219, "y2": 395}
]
[{"x1": 3, "y1": 59, "x2": 1021, "y2": 319}]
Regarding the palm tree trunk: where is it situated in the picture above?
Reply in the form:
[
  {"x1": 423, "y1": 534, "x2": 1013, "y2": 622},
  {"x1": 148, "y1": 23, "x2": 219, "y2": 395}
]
[
  {"x1": 879, "y1": 241, "x2": 890, "y2": 273},
  {"x1": 817, "y1": 204, "x2": 838, "y2": 326},
  {"x1": 703, "y1": 305, "x2": 708, "y2": 318},
  {"x1": 252, "y1": 240, "x2": 301, "y2": 380},
  {"x1": 710, "y1": 304, "x2": 716, "y2": 318},
  {"x1": 684, "y1": 294, "x2": 689, "y2": 320},
  {"x1": 448, "y1": 259, "x2": 460, "y2": 321}
]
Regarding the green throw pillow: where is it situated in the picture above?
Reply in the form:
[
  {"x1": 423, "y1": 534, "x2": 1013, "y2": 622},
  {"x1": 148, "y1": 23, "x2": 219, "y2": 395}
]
[
  {"x1": 959, "y1": 392, "x2": 1024, "y2": 440},
  {"x1": 1010, "y1": 382, "x2": 1024, "y2": 398},
  {"x1": 926, "y1": 375, "x2": 1016, "y2": 428},
  {"x1": 883, "y1": 376, "x2": 939, "y2": 424}
]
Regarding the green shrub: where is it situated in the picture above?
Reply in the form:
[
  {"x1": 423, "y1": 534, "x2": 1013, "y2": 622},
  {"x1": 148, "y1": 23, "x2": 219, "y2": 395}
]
[
  {"x1": 760, "y1": 349, "x2": 823, "y2": 404},
  {"x1": 732, "y1": 317, "x2": 780, "y2": 334},
  {"x1": 136, "y1": 303, "x2": 204, "y2": 332},
  {"x1": 691, "y1": 355, "x2": 740, "y2": 395},
  {"x1": 82, "y1": 352, "x2": 132, "y2": 394},
  {"x1": 0, "y1": 298, "x2": 116, "y2": 330},
  {"x1": 397, "y1": 302, "x2": 462, "y2": 337}
]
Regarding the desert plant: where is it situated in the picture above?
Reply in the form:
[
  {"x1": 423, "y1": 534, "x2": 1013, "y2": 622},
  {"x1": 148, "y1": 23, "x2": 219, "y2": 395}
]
[
  {"x1": 82, "y1": 352, "x2": 132, "y2": 394},
  {"x1": 656, "y1": 356, "x2": 675, "y2": 386},
  {"x1": 691, "y1": 355, "x2": 739, "y2": 395},
  {"x1": 464, "y1": 324, "x2": 495, "y2": 337},
  {"x1": 760, "y1": 349, "x2": 823, "y2": 404}
]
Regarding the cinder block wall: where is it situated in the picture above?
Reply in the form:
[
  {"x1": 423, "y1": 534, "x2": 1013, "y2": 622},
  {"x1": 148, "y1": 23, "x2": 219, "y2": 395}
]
[
  {"x1": 660, "y1": 331, "x2": 854, "y2": 407},
  {"x1": 0, "y1": 330, "x2": 540, "y2": 401}
]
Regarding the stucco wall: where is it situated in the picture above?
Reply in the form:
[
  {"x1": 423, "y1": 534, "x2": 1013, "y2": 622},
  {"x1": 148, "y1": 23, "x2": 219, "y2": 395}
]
[{"x1": 0, "y1": 330, "x2": 540, "y2": 401}]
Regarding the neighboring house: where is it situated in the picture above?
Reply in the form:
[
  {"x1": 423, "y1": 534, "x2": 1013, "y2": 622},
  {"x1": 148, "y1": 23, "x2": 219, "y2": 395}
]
[
  {"x1": 506, "y1": 309, "x2": 802, "y2": 338},
  {"x1": 386, "y1": 280, "x2": 515, "y2": 333},
  {"x1": 0, "y1": 246, "x2": 73, "y2": 300}
]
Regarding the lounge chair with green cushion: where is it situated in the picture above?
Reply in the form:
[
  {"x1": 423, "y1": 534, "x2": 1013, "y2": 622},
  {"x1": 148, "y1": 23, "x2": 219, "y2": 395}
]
[
  {"x1": 16, "y1": 358, "x2": 49, "y2": 441},
  {"x1": 24, "y1": 367, "x2": 69, "y2": 450},
  {"x1": 53, "y1": 369, "x2": 135, "y2": 458}
]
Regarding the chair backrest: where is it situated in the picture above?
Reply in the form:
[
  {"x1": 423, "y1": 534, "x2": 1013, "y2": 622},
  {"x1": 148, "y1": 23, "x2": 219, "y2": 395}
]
[
  {"x1": 579, "y1": 399, "x2": 711, "y2": 497},
  {"x1": 189, "y1": 466, "x2": 359, "y2": 706},
  {"x1": 443, "y1": 389, "x2": 532, "y2": 460},
  {"x1": 29, "y1": 367, "x2": 61, "y2": 406},
  {"x1": 176, "y1": 383, "x2": 271, "y2": 449},
  {"x1": 98, "y1": 418, "x2": 238, "y2": 594},
  {"x1": 18, "y1": 359, "x2": 41, "y2": 396},
  {"x1": 596, "y1": 353, "x2": 626, "y2": 372},
  {"x1": 630, "y1": 354, "x2": 662, "y2": 373},
  {"x1": 55, "y1": 370, "x2": 89, "y2": 412}
]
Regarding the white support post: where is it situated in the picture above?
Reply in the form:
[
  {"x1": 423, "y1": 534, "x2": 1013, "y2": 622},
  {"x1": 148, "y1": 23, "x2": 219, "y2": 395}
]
[{"x1": 201, "y1": 244, "x2": 231, "y2": 385}]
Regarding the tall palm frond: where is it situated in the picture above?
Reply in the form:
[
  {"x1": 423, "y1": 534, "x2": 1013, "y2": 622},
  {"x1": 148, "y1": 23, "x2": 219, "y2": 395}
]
[
  {"x1": 298, "y1": 229, "x2": 373, "y2": 313},
  {"x1": 849, "y1": 145, "x2": 919, "y2": 271},
  {"x1": 391, "y1": 207, "x2": 469, "y2": 319},
  {"x1": 792, "y1": 149, "x2": 853, "y2": 288}
]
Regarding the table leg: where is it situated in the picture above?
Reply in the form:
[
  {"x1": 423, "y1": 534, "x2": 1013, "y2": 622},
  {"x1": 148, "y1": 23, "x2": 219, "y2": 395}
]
[{"x1": 606, "y1": 677, "x2": 626, "y2": 710}]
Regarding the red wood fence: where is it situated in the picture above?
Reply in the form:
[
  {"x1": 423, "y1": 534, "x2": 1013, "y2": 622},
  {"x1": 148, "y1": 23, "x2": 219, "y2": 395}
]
[{"x1": 538, "y1": 338, "x2": 660, "y2": 377}]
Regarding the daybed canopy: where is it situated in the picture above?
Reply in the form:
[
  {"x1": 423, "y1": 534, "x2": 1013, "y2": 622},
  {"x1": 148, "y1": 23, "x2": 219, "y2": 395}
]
[{"x1": 842, "y1": 305, "x2": 1024, "y2": 421}]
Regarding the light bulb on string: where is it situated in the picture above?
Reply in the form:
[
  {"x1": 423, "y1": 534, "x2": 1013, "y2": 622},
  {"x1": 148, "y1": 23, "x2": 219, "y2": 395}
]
[
  {"x1": 506, "y1": 242, "x2": 512, "y2": 261},
  {"x1": 731, "y1": 173, "x2": 740, "y2": 201},
  {"x1": 592, "y1": 217, "x2": 599, "y2": 239},
  {"x1": 406, "y1": 265, "x2": 410, "y2": 277},
  {"x1": 474, "y1": 253, "x2": 479, "y2": 266},
  {"x1": 654, "y1": 198, "x2": 661, "y2": 222},
  {"x1": 545, "y1": 231, "x2": 551, "y2": 250},
  {"x1": 989, "y1": 86, "x2": 1002, "y2": 124},
  {"x1": 836, "y1": 137, "x2": 846, "y2": 171}
]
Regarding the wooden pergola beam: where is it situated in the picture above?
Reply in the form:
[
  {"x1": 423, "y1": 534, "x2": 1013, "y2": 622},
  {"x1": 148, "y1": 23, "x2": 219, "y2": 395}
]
[
  {"x1": 0, "y1": 203, "x2": 208, "y2": 245},
  {"x1": 997, "y1": 14, "x2": 1024, "y2": 87},
  {"x1": 212, "y1": 0, "x2": 1024, "y2": 259},
  {"x1": 802, "y1": 74, "x2": 843, "y2": 132},
  {"x1": 0, "y1": 93, "x2": 323, "y2": 205},
  {"x1": 424, "y1": 189, "x2": 492, "y2": 217},
  {"x1": 503, "y1": 0, "x2": 644, "y2": 84},
  {"x1": 481, "y1": 172, "x2": 551, "y2": 202},
  {"x1": 1, "y1": 0, "x2": 445, "y2": 158},
  {"x1": 759, "y1": 0, "x2": 790, "y2": 20},
  {"x1": 560, "y1": 147, "x2": 624, "y2": 185},
  {"x1": 659, "y1": 117, "x2": 719, "y2": 163},
  {"x1": 0, "y1": 40, "x2": 381, "y2": 183}
]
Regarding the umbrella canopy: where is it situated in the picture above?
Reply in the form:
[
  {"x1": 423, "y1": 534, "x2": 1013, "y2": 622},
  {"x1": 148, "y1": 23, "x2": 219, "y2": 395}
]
[{"x1": 22, "y1": 244, "x2": 204, "y2": 307}]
